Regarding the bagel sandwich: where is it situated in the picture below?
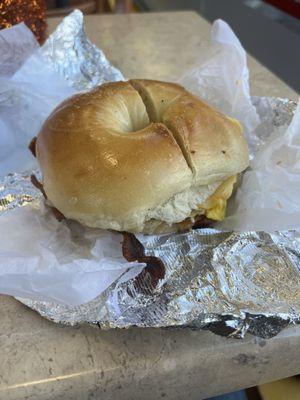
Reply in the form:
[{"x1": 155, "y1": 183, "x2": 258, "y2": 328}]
[{"x1": 32, "y1": 80, "x2": 249, "y2": 234}]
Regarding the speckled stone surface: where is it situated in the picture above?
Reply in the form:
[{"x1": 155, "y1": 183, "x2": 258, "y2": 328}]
[
  {"x1": 0, "y1": 12, "x2": 299, "y2": 400},
  {"x1": 1, "y1": 295, "x2": 300, "y2": 400}
]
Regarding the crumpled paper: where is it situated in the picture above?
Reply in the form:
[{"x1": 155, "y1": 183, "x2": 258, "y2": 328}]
[
  {"x1": 0, "y1": 203, "x2": 143, "y2": 304},
  {"x1": 0, "y1": 11, "x2": 124, "y2": 177},
  {"x1": 0, "y1": 12, "x2": 299, "y2": 337},
  {"x1": 180, "y1": 19, "x2": 260, "y2": 141},
  {"x1": 0, "y1": 24, "x2": 74, "y2": 176},
  {"x1": 221, "y1": 100, "x2": 300, "y2": 231},
  {"x1": 180, "y1": 19, "x2": 300, "y2": 232},
  {"x1": 0, "y1": 13, "x2": 141, "y2": 305}
]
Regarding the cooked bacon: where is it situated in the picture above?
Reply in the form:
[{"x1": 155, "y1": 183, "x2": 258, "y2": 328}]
[
  {"x1": 122, "y1": 232, "x2": 165, "y2": 294},
  {"x1": 50, "y1": 207, "x2": 65, "y2": 221},
  {"x1": 121, "y1": 232, "x2": 145, "y2": 261},
  {"x1": 30, "y1": 174, "x2": 47, "y2": 199},
  {"x1": 28, "y1": 137, "x2": 37, "y2": 158},
  {"x1": 192, "y1": 214, "x2": 214, "y2": 229},
  {"x1": 30, "y1": 174, "x2": 65, "y2": 221}
]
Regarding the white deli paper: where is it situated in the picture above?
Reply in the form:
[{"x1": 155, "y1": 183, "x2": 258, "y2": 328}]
[
  {"x1": 179, "y1": 19, "x2": 300, "y2": 232},
  {"x1": 180, "y1": 20, "x2": 260, "y2": 139},
  {"x1": 0, "y1": 18, "x2": 142, "y2": 305},
  {"x1": 0, "y1": 14, "x2": 299, "y2": 305},
  {"x1": 0, "y1": 205, "x2": 143, "y2": 304},
  {"x1": 0, "y1": 23, "x2": 76, "y2": 176}
]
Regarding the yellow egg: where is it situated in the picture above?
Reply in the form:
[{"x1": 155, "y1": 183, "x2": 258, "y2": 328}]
[{"x1": 205, "y1": 198, "x2": 227, "y2": 221}]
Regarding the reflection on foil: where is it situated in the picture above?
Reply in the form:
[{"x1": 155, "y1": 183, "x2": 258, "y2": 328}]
[
  {"x1": 250, "y1": 96, "x2": 297, "y2": 154},
  {"x1": 41, "y1": 10, "x2": 124, "y2": 90},
  {"x1": 0, "y1": 170, "x2": 41, "y2": 213}
]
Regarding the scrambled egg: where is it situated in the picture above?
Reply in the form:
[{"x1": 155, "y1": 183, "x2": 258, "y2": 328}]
[
  {"x1": 206, "y1": 198, "x2": 227, "y2": 220},
  {"x1": 202, "y1": 175, "x2": 237, "y2": 221}
]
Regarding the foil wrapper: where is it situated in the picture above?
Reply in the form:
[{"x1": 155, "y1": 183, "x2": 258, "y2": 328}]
[
  {"x1": 0, "y1": 170, "x2": 41, "y2": 213},
  {"x1": 0, "y1": 97, "x2": 298, "y2": 338},
  {"x1": 41, "y1": 10, "x2": 124, "y2": 89},
  {"x1": 1, "y1": 11, "x2": 299, "y2": 338},
  {"x1": 18, "y1": 227, "x2": 300, "y2": 338}
]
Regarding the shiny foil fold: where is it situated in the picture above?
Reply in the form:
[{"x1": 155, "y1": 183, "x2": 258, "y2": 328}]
[
  {"x1": 1, "y1": 11, "x2": 299, "y2": 338},
  {"x1": 41, "y1": 10, "x2": 124, "y2": 89},
  {"x1": 15, "y1": 215, "x2": 300, "y2": 338}
]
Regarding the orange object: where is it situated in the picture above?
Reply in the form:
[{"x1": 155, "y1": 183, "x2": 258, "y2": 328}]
[{"x1": 0, "y1": 0, "x2": 47, "y2": 43}]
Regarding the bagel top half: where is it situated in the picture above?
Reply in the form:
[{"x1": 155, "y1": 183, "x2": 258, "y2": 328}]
[{"x1": 35, "y1": 80, "x2": 249, "y2": 233}]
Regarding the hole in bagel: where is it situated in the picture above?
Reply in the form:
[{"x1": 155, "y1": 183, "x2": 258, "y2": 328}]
[{"x1": 109, "y1": 99, "x2": 150, "y2": 133}]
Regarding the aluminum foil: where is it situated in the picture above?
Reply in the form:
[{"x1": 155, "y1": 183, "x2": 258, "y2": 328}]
[
  {"x1": 0, "y1": 96, "x2": 297, "y2": 338},
  {"x1": 41, "y1": 10, "x2": 124, "y2": 89},
  {"x1": 17, "y1": 226, "x2": 300, "y2": 338},
  {"x1": 1, "y1": 11, "x2": 299, "y2": 338}
]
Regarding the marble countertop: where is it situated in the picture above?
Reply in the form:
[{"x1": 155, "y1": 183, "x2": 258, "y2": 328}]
[
  {"x1": 0, "y1": 11, "x2": 299, "y2": 400},
  {"x1": 48, "y1": 11, "x2": 297, "y2": 99}
]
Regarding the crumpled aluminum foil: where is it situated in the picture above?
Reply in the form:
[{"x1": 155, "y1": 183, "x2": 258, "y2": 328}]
[
  {"x1": 1, "y1": 11, "x2": 299, "y2": 338},
  {"x1": 0, "y1": 96, "x2": 298, "y2": 339},
  {"x1": 41, "y1": 10, "x2": 124, "y2": 89},
  {"x1": 18, "y1": 227, "x2": 300, "y2": 338}
]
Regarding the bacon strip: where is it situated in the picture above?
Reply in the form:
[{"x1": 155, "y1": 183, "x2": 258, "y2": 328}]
[
  {"x1": 31, "y1": 174, "x2": 47, "y2": 199},
  {"x1": 192, "y1": 214, "x2": 214, "y2": 229},
  {"x1": 30, "y1": 174, "x2": 65, "y2": 221},
  {"x1": 50, "y1": 207, "x2": 65, "y2": 222},
  {"x1": 121, "y1": 232, "x2": 145, "y2": 261},
  {"x1": 122, "y1": 232, "x2": 165, "y2": 294},
  {"x1": 28, "y1": 137, "x2": 37, "y2": 158}
]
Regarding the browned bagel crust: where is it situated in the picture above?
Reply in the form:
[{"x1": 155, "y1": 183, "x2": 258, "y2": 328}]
[{"x1": 35, "y1": 80, "x2": 249, "y2": 233}]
